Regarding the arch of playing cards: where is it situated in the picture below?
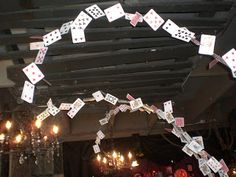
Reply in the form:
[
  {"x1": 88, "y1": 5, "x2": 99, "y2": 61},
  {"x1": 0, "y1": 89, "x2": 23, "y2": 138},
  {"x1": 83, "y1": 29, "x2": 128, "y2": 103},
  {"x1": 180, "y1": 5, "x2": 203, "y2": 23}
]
[{"x1": 23, "y1": 2, "x2": 234, "y2": 176}]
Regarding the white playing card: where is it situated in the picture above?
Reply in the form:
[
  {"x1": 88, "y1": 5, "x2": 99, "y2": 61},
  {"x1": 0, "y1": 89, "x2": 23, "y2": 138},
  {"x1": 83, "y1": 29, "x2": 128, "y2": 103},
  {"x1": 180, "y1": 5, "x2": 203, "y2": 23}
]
[
  {"x1": 219, "y1": 159, "x2": 229, "y2": 173},
  {"x1": 22, "y1": 62, "x2": 45, "y2": 84},
  {"x1": 172, "y1": 27, "x2": 195, "y2": 42},
  {"x1": 198, "y1": 34, "x2": 216, "y2": 55},
  {"x1": 97, "y1": 130, "x2": 105, "y2": 139},
  {"x1": 95, "y1": 136, "x2": 101, "y2": 145},
  {"x1": 93, "y1": 144, "x2": 100, "y2": 154},
  {"x1": 59, "y1": 103, "x2": 72, "y2": 110},
  {"x1": 130, "y1": 12, "x2": 143, "y2": 27},
  {"x1": 71, "y1": 24, "x2": 86, "y2": 43},
  {"x1": 36, "y1": 109, "x2": 50, "y2": 121},
  {"x1": 156, "y1": 109, "x2": 166, "y2": 120},
  {"x1": 162, "y1": 19, "x2": 179, "y2": 35},
  {"x1": 85, "y1": 4, "x2": 105, "y2": 19},
  {"x1": 48, "y1": 105, "x2": 60, "y2": 116},
  {"x1": 193, "y1": 136, "x2": 204, "y2": 149},
  {"x1": 67, "y1": 107, "x2": 80, "y2": 119},
  {"x1": 71, "y1": 98, "x2": 85, "y2": 110},
  {"x1": 143, "y1": 9, "x2": 164, "y2": 31},
  {"x1": 130, "y1": 98, "x2": 143, "y2": 110},
  {"x1": 104, "y1": 3, "x2": 125, "y2": 22},
  {"x1": 21, "y1": 80, "x2": 35, "y2": 103},
  {"x1": 175, "y1": 117, "x2": 185, "y2": 127},
  {"x1": 164, "y1": 100, "x2": 173, "y2": 113},
  {"x1": 125, "y1": 13, "x2": 143, "y2": 22},
  {"x1": 119, "y1": 104, "x2": 130, "y2": 112},
  {"x1": 171, "y1": 128, "x2": 180, "y2": 138},
  {"x1": 43, "y1": 29, "x2": 62, "y2": 46},
  {"x1": 200, "y1": 163, "x2": 212, "y2": 176},
  {"x1": 47, "y1": 98, "x2": 53, "y2": 107},
  {"x1": 187, "y1": 140, "x2": 203, "y2": 154},
  {"x1": 218, "y1": 170, "x2": 229, "y2": 177},
  {"x1": 30, "y1": 41, "x2": 44, "y2": 50},
  {"x1": 113, "y1": 107, "x2": 120, "y2": 115},
  {"x1": 207, "y1": 157, "x2": 222, "y2": 173},
  {"x1": 165, "y1": 112, "x2": 175, "y2": 124},
  {"x1": 182, "y1": 144, "x2": 193, "y2": 157},
  {"x1": 222, "y1": 48, "x2": 236, "y2": 72},
  {"x1": 72, "y1": 11, "x2": 92, "y2": 30},
  {"x1": 92, "y1": 91, "x2": 104, "y2": 102},
  {"x1": 99, "y1": 118, "x2": 109, "y2": 125},
  {"x1": 198, "y1": 158, "x2": 207, "y2": 167},
  {"x1": 104, "y1": 93, "x2": 118, "y2": 105},
  {"x1": 35, "y1": 47, "x2": 48, "y2": 64},
  {"x1": 181, "y1": 132, "x2": 192, "y2": 143},
  {"x1": 60, "y1": 21, "x2": 73, "y2": 35}
]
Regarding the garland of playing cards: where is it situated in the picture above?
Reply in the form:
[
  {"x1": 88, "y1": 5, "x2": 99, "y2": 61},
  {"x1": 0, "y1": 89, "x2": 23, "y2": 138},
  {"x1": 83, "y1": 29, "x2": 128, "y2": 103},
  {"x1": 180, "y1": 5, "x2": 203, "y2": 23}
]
[{"x1": 21, "y1": 2, "x2": 235, "y2": 176}]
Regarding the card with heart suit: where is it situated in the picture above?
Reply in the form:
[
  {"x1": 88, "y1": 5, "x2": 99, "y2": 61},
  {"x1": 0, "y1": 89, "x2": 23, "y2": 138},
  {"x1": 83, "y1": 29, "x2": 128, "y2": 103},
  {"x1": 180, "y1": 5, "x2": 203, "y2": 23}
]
[
  {"x1": 30, "y1": 41, "x2": 44, "y2": 50},
  {"x1": 175, "y1": 117, "x2": 185, "y2": 127},
  {"x1": 21, "y1": 80, "x2": 35, "y2": 103},
  {"x1": 207, "y1": 157, "x2": 222, "y2": 173},
  {"x1": 97, "y1": 130, "x2": 105, "y2": 139},
  {"x1": 35, "y1": 47, "x2": 48, "y2": 64},
  {"x1": 104, "y1": 93, "x2": 118, "y2": 105},
  {"x1": 198, "y1": 34, "x2": 216, "y2": 55},
  {"x1": 93, "y1": 144, "x2": 100, "y2": 154},
  {"x1": 130, "y1": 98, "x2": 143, "y2": 110},
  {"x1": 22, "y1": 62, "x2": 45, "y2": 84},
  {"x1": 222, "y1": 48, "x2": 236, "y2": 72},
  {"x1": 125, "y1": 13, "x2": 143, "y2": 22},
  {"x1": 36, "y1": 109, "x2": 50, "y2": 121},
  {"x1": 72, "y1": 11, "x2": 92, "y2": 30},
  {"x1": 104, "y1": 3, "x2": 125, "y2": 22},
  {"x1": 162, "y1": 19, "x2": 179, "y2": 35},
  {"x1": 85, "y1": 4, "x2": 105, "y2": 19},
  {"x1": 59, "y1": 103, "x2": 72, "y2": 110},
  {"x1": 219, "y1": 159, "x2": 229, "y2": 173},
  {"x1": 143, "y1": 9, "x2": 164, "y2": 31},
  {"x1": 60, "y1": 21, "x2": 73, "y2": 35},
  {"x1": 43, "y1": 29, "x2": 62, "y2": 46},
  {"x1": 130, "y1": 12, "x2": 143, "y2": 27},
  {"x1": 71, "y1": 24, "x2": 86, "y2": 43},
  {"x1": 92, "y1": 91, "x2": 104, "y2": 102}
]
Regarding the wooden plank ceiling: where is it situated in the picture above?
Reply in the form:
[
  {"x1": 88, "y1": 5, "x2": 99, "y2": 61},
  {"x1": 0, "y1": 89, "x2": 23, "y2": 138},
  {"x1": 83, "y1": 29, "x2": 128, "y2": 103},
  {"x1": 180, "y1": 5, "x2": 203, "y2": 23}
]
[{"x1": 1, "y1": 0, "x2": 235, "y2": 105}]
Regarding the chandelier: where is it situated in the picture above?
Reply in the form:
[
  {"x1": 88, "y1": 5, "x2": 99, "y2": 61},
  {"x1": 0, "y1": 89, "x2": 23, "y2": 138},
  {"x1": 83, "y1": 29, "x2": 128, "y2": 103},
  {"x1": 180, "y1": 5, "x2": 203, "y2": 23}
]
[
  {"x1": 0, "y1": 119, "x2": 60, "y2": 165},
  {"x1": 96, "y1": 151, "x2": 139, "y2": 174}
]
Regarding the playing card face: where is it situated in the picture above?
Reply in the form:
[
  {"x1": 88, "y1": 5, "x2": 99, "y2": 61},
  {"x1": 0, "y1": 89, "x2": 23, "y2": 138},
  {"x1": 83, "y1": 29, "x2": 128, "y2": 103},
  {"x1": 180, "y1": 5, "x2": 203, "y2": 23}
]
[
  {"x1": 47, "y1": 98, "x2": 53, "y2": 107},
  {"x1": 150, "y1": 105, "x2": 158, "y2": 112},
  {"x1": 99, "y1": 118, "x2": 108, "y2": 125},
  {"x1": 125, "y1": 13, "x2": 143, "y2": 22},
  {"x1": 182, "y1": 144, "x2": 193, "y2": 157},
  {"x1": 175, "y1": 117, "x2": 185, "y2": 127},
  {"x1": 156, "y1": 109, "x2": 166, "y2": 120},
  {"x1": 200, "y1": 163, "x2": 212, "y2": 176},
  {"x1": 181, "y1": 132, "x2": 192, "y2": 143},
  {"x1": 198, "y1": 34, "x2": 216, "y2": 55},
  {"x1": 104, "y1": 3, "x2": 125, "y2": 22},
  {"x1": 193, "y1": 136, "x2": 204, "y2": 149},
  {"x1": 104, "y1": 93, "x2": 118, "y2": 105},
  {"x1": 130, "y1": 12, "x2": 143, "y2": 27},
  {"x1": 119, "y1": 104, "x2": 130, "y2": 112},
  {"x1": 171, "y1": 128, "x2": 180, "y2": 138},
  {"x1": 95, "y1": 137, "x2": 101, "y2": 145},
  {"x1": 143, "y1": 9, "x2": 164, "y2": 31},
  {"x1": 222, "y1": 48, "x2": 236, "y2": 72},
  {"x1": 198, "y1": 158, "x2": 207, "y2": 167},
  {"x1": 60, "y1": 21, "x2": 73, "y2": 35},
  {"x1": 165, "y1": 113, "x2": 175, "y2": 124},
  {"x1": 126, "y1": 93, "x2": 135, "y2": 100},
  {"x1": 71, "y1": 98, "x2": 85, "y2": 110},
  {"x1": 97, "y1": 130, "x2": 105, "y2": 139},
  {"x1": 162, "y1": 19, "x2": 179, "y2": 34},
  {"x1": 35, "y1": 47, "x2": 48, "y2": 64},
  {"x1": 92, "y1": 91, "x2": 104, "y2": 102},
  {"x1": 219, "y1": 159, "x2": 229, "y2": 173},
  {"x1": 43, "y1": 29, "x2": 62, "y2": 46},
  {"x1": 172, "y1": 27, "x2": 195, "y2": 42},
  {"x1": 21, "y1": 81, "x2": 35, "y2": 103},
  {"x1": 207, "y1": 157, "x2": 222, "y2": 173},
  {"x1": 48, "y1": 105, "x2": 60, "y2": 116},
  {"x1": 30, "y1": 41, "x2": 44, "y2": 50},
  {"x1": 67, "y1": 107, "x2": 80, "y2": 119},
  {"x1": 187, "y1": 140, "x2": 203, "y2": 154},
  {"x1": 113, "y1": 107, "x2": 120, "y2": 115},
  {"x1": 73, "y1": 11, "x2": 92, "y2": 30},
  {"x1": 218, "y1": 170, "x2": 229, "y2": 177},
  {"x1": 71, "y1": 24, "x2": 86, "y2": 43},
  {"x1": 36, "y1": 109, "x2": 50, "y2": 121},
  {"x1": 22, "y1": 63, "x2": 45, "y2": 84},
  {"x1": 130, "y1": 98, "x2": 143, "y2": 110},
  {"x1": 164, "y1": 100, "x2": 173, "y2": 114},
  {"x1": 59, "y1": 103, "x2": 72, "y2": 111},
  {"x1": 93, "y1": 144, "x2": 100, "y2": 154},
  {"x1": 85, "y1": 4, "x2": 105, "y2": 19}
]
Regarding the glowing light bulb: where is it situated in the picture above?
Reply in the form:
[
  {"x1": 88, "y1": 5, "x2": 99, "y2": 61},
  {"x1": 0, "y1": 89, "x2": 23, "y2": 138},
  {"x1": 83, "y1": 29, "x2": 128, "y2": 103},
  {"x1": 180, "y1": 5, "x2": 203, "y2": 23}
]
[
  {"x1": 131, "y1": 160, "x2": 139, "y2": 167},
  {"x1": 112, "y1": 151, "x2": 117, "y2": 158},
  {"x1": 35, "y1": 119, "x2": 42, "y2": 129},
  {"x1": 0, "y1": 133, "x2": 5, "y2": 141},
  {"x1": 103, "y1": 157, "x2": 107, "y2": 164},
  {"x1": 5, "y1": 121, "x2": 12, "y2": 130},
  {"x1": 97, "y1": 154, "x2": 101, "y2": 162},
  {"x1": 128, "y1": 152, "x2": 132, "y2": 159},
  {"x1": 120, "y1": 155, "x2": 124, "y2": 162},
  {"x1": 15, "y1": 134, "x2": 22, "y2": 144},
  {"x1": 52, "y1": 125, "x2": 59, "y2": 135}
]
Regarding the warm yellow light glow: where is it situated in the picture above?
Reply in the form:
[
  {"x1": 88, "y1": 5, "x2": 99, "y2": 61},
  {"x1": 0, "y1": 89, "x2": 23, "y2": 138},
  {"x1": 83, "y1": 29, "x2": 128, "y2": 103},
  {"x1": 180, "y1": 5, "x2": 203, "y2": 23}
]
[
  {"x1": 52, "y1": 125, "x2": 59, "y2": 135},
  {"x1": 97, "y1": 154, "x2": 101, "y2": 162},
  {"x1": 233, "y1": 169, "x2": 236, "y2": 175},
  {"x1": 120, "y1": 155, "x2": 124, "y2": 162},
  {"x1": 35, "y1": 119, "x2": 42, "y2": 129},
  {"x1": 131, "y1": 160, "x2": 139, "y2": 167},
  {"x1": 102, "y1": 157, "x2": 107, "y2": 164},
  {"x1": 15, "y1": 134, "x2": 22, "y2": 143},
  {"x1": 0, "y1": 133, "x2": 5, "y2": 141},
  {"x1": 43, "y1": 136, "x2": 48, "y2": 141},
  {"x1": 128, "y1": 152, "x2": 132, "y2": 159},
  {"x1": 5, "y1": 121, "x2": 12, "y2": 130},
  {"x1": 112, "y1": 151, "x2": 117, "y2": 158}
]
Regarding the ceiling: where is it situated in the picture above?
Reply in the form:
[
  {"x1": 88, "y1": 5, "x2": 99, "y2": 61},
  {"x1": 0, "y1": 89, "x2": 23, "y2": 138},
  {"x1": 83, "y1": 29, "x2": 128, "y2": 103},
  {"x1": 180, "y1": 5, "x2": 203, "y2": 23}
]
[{"x1": 0, "y1": 0, "x2": 236, "y2": 140}]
